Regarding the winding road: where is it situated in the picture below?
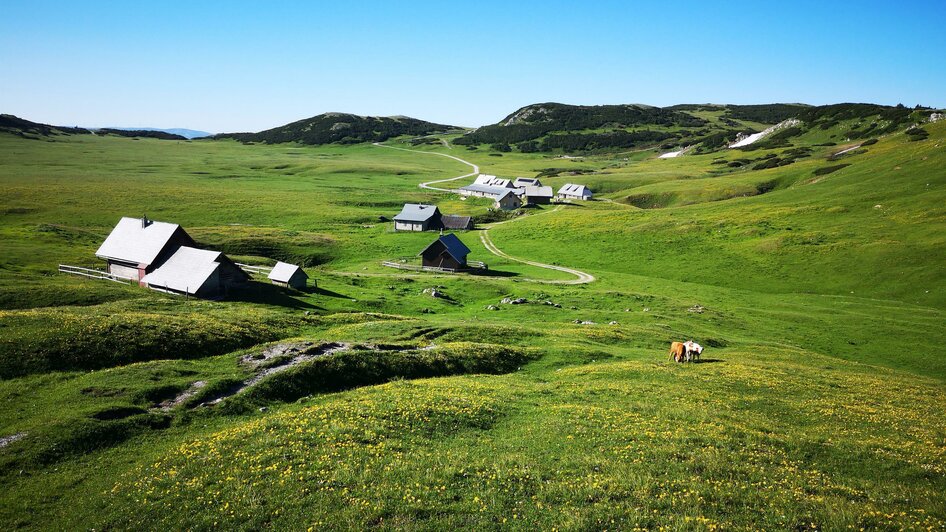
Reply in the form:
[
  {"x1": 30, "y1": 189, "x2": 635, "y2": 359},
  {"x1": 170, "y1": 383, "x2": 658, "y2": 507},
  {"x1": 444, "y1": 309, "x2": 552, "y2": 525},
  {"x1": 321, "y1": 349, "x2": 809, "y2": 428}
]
[{"x1": 371, "y1": 141, "x2": 596, "y2": 284}]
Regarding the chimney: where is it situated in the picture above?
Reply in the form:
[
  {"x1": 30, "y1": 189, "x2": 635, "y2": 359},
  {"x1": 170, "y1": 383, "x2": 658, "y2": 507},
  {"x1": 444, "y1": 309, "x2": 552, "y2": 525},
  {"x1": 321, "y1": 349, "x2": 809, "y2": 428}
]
[{"x1": 142, "y1": 214, "x2": 150, "y2": 228}]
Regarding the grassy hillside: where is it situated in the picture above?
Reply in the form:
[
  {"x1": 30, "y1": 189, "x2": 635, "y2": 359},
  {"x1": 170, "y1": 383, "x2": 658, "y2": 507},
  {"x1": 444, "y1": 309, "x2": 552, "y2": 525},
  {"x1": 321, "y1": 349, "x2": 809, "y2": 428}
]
[
  {"x1": 1, "y1": 114, "x2": 944, "y2": 529},
  {"x1": 454, "y1": 102, "x2": 937, "y2": 156},
  {"x1": 213, "y1": 113, "x2": 460, "y2": 145}
]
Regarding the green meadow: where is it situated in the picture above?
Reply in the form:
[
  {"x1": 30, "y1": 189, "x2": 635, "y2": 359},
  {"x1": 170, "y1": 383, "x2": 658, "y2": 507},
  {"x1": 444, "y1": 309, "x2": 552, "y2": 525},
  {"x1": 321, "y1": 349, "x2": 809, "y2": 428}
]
[{"x1": 1, "y1": 121, "x2": 945, "y2": 529}]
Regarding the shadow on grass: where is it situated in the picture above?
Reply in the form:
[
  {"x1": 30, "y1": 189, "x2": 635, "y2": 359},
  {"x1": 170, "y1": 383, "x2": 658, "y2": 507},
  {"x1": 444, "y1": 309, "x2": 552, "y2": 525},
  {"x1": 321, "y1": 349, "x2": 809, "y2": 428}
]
[
  {"x1": 469, "y1": 268, "x2": 519, "y2": 278},
  {"x1": 308, "y1": 286, "x2": 353, "y2": 299},
  {"x1": 228, "y1": 282, "x2": 320, "y2": 310},
  {"x1": 696, "y1": 358, "x2": 724, "y2": 364}
]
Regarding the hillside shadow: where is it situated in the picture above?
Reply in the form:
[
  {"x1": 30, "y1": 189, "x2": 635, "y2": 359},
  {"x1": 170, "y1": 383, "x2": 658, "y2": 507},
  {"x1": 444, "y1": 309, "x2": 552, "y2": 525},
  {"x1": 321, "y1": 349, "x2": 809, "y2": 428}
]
[
  {"x1": 228, "y1": 282, "x2": 320, "y2": 310},
  {"x1": 468, "y1": 269, "x2": 518, "y2": 278},
  {"x1": 308, "y1": 286, "x2": 352, "y2": 299}
]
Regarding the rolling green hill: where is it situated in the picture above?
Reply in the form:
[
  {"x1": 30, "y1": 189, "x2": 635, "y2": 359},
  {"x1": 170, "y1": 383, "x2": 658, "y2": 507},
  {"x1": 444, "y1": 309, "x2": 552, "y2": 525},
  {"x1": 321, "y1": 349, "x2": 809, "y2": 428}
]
[
  {"x1": 454, "y1": 102, "x2": 937, "y2": 155},
  {"x1": 0, "y1": 114, "x2": 91, "y2": 138},
  {"x1": 0, "y1": 107, "x2": 944, "y2": 529},
  {"x1": 212, "y1": 113, "x2": 460, "y2": 145}
]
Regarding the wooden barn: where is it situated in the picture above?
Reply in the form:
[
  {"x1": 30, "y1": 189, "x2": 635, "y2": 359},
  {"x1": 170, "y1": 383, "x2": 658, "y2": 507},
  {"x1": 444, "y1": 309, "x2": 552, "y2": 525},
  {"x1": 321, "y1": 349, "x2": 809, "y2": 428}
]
[
  {"x1": 393, "y1": 204, "x2": 441, "y2": 231},
  {"x1": 419, "y1": 234, "x2": 471, "y2": 271},
  {"x1": 495, "y1": 190, "x2": 523, "y2": 211},
  {"x1": 268, "y1": 261, "x2": 309, "y2": 289},
  {"x1": 96, "y1": 215, "x2": 248, "y2": 298}
]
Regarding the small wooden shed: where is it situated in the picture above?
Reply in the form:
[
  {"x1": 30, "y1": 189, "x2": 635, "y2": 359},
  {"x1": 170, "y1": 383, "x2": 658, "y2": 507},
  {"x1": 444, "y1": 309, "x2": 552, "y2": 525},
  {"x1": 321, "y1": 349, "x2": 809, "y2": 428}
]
[{"x1": 268, "y1": 261, "x2": 309, "y2": 289}]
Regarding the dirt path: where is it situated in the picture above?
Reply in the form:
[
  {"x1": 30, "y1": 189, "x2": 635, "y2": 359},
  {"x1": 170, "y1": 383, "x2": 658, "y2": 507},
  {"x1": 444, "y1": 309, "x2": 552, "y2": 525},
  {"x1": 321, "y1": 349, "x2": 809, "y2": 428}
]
[
  {"x1": 479, "y1": 229, "x2": 595, "y2": 284},
  {"x1": 371, "y1": 141, "x2": 597, "y2": 284},
  {"x1": 371, "y1": 142, "x2": 477, "y2": 192}
]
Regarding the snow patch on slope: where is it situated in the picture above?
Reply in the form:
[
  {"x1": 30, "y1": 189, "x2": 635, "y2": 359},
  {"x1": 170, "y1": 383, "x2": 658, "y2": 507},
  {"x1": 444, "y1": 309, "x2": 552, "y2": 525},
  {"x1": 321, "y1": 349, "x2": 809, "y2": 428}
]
[{"x1": 729, "y1": 119, "x2": 801, "y2": 148}]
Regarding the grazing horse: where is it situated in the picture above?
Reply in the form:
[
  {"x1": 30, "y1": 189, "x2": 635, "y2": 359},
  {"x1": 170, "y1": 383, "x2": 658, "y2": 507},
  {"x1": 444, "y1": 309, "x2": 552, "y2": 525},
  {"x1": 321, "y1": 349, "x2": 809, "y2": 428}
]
[
  {"x1": 684, "y1": 340, "x2": 703, "y2": 362},
  {"x1": 669, "y1": 341, "x2": 687, "y2": 363}
]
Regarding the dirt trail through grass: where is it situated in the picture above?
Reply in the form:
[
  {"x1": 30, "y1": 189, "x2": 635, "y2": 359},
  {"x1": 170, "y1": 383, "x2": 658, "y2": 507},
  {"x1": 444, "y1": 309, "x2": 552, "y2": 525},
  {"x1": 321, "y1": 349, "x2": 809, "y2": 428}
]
[{"x1": 371, "y1": 142, "x2": 596, "y2": 284}]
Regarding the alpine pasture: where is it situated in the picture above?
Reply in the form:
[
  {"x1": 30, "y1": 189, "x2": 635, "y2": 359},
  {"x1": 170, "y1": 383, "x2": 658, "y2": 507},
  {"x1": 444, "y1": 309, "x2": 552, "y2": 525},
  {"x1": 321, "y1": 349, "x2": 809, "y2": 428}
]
[{"x1": 1, "y1": 116, "x2": 945, "y2": 530}]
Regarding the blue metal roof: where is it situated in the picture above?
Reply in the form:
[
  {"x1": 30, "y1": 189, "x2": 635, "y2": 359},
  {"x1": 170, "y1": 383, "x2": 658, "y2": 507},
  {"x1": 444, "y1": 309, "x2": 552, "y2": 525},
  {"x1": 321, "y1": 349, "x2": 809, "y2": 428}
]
[{"x1": 419, "y1": 233, "x2": 470, "y2": 261}]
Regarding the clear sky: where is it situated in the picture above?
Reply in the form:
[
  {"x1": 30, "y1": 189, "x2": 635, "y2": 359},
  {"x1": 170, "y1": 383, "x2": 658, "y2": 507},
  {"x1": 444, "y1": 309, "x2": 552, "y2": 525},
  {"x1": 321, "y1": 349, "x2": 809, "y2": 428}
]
[{"x1": 2, "y1": 0, "x2": 945, "y2": 132}]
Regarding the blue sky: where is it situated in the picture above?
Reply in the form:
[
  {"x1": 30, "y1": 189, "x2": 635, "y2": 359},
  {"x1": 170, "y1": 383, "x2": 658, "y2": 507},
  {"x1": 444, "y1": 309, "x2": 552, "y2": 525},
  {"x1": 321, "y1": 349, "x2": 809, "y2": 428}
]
[{"x1": 2, "y1": 1, "x2": 945, "y2": 132}]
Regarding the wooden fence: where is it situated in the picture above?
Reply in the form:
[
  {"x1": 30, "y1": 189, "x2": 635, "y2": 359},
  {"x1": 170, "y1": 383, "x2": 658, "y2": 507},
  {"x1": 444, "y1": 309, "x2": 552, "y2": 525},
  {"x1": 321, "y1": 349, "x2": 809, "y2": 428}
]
[
  {"x1": 58, "y1": 264, "x2": 132, "y2": 284},
  {"x1": 235, "y1": 263, "x2": 273, "y2": 275},
  {"x1": 381, "y1": 261, "x2": 487, "y2": 273}
]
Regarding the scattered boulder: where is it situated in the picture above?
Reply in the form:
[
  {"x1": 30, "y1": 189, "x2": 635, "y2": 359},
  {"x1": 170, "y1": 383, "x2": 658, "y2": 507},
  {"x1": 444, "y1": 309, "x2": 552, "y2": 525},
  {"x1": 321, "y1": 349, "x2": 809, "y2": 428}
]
[
  {"x1": 642, "y1": 307, "x2": 650, "y2": 312},
  {"x1": 501, "y1": 297, "x2": 528, "y2": 305},
  {"x1": 574, "y1": 319, "x2": 596, "y2": 325},
  {"x1": 485, "y1": 305, "x2": 499, "y2": 310},
  {"x1": 259, "y1": 407, "x2": 268, "y2": 413},
  {"x1": 687, "y1": 305, "x2": 705, "y2": 314},
  {"x1": 543, "y1": 300, "x2": 562, "y2": 308},
  {"x1": 608, "y1": 321, "x2": 618, "y2": 325},
  {"x1": 422, "y1": 287, "x2": 442, "y2": 298},
  {"x1": 421, "y1": 308, "x2": 434, "y2": 314}
]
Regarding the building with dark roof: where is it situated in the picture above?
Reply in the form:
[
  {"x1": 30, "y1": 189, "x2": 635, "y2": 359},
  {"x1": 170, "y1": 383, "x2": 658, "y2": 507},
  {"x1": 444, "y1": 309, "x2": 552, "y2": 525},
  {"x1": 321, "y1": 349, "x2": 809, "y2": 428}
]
[
  {"x1": 440, "y1": 214, "x2": 473, "y2": 231},
  {"x1": 419, "y1": 234, "x2": 471, "y2": 271}
]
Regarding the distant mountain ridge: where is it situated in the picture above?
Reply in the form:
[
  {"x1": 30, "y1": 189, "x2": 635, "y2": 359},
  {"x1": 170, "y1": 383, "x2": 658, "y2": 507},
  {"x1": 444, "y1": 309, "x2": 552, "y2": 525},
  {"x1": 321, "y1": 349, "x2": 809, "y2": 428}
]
[
  {"x1": 454, "y1": 102, "x2": 936, "y2": 154},
  {"x1": 102, "y1": 127, "x2": 212, "y2": 139},
  {"x1": 212, "y1": 113, "x2": 459, "y2": 145}
]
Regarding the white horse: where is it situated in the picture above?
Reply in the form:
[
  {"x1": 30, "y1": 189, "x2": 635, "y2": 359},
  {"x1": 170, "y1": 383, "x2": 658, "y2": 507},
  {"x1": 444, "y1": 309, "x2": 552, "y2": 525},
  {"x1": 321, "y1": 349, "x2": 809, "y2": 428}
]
[{"x1": 684, "y1": 340, "x2": 703, "y2": 362}]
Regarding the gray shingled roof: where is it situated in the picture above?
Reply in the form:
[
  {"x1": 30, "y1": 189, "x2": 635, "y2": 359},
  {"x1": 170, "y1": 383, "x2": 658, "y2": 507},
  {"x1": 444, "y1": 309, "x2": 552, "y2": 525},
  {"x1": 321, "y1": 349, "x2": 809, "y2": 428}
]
[
  {"x1": 440, "y1": 214, "x2": 472, "y2": 230},
  {"x1": 522, "y1": 185, "x2": 553, "y2": 198},
  {"x1": 393, "y1": 203, "x2": 440, "y2": 222},
  {"x1": 419, "y1": 234, "x2": 470, "y2": 262},
  {"x1": 95, "y1": 216, "x2": 183, "y2": 266},
  {"x1": 142, "y1": 246, "x2": 222, "y2": 294},
  {"x1": 268, "y1": 261, "x2": 307, "y2": 283}
]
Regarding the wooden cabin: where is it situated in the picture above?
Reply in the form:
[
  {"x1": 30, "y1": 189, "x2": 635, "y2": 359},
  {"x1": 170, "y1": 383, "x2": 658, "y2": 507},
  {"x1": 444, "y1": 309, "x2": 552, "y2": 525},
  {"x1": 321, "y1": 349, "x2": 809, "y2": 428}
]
[{"x1": 419, "y1": 234, "x2": 471, "y2": 271}]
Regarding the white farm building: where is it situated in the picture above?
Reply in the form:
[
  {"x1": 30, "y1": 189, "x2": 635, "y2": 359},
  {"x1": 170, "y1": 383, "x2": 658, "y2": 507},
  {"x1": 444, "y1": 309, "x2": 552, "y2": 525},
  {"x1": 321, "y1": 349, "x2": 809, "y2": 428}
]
[{"x1": 557, "y1": 183, "x2": 593, "y2": 200}]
